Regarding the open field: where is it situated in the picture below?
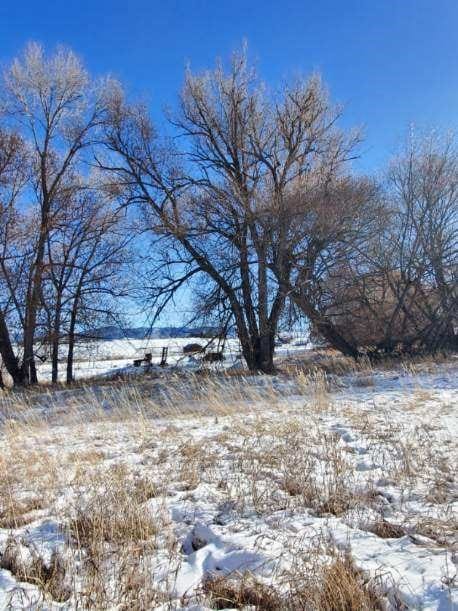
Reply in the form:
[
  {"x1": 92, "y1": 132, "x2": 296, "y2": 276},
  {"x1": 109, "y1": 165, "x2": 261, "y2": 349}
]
[
  {"x1": 11, "y1": 336, "x2": 312, "y2": 384},
  {"x1": 1, "y1": 8, "x2": 457, "y2": 611},
  {"x1": 0, "y1": 357, "x2": 456, "y2": 609}
]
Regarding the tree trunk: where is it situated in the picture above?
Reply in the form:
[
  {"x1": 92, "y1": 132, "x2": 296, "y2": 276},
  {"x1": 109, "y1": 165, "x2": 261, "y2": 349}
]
[
  {"x1": 66, "y1": 295, "x2": 79, "y2": 385},
  {"x1": 51, "y1": 302, "x2": 62, "y2": 384},
  {"x1": 291, "y1": 292, "x2": 361, "y2": 359},
  {"x1": 22, "y1": 184, "x2": 51, "y2": 384},
  {"x1": 255, "y1": 332, "x2": 276, "y2": 373},
  {"x1": 239, "y1": 329, "x2": 276, "y2": 373},
  {"x1": 314, "y1": 318, "x2": 360, "y2": 358},
  {"x1": 179, "y1": 235, "x2": 281, "y2": 374},
  {"x1": 256, "y1": 247, "x2": 276, "y2": 373},
  {"x1": 66, "y1": 323, "x2": 75, "y2": 385},
  {"x1": 23, "y1": 259, "x2": 42, "y2": 385},
  {"x1": 51, "y1": 339, "x2": 59, "y2": 384},
  {"x1": 0, "y1": 310, "x2": 23, "y2": 385},
  {"x1": 22, "y1": 272, "x2": 43, "y2": 384}
]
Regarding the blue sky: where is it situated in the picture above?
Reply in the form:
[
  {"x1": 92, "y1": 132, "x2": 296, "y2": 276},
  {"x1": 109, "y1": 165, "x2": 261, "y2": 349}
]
[
  {"x1": 1, "y1": 0, "x2": 458, "y2": 173},
  {"x1": 1, "y1": 1, "x2": 457, "y2": 326}
]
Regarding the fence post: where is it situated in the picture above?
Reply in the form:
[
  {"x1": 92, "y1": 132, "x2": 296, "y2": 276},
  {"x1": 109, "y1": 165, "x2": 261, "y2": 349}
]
[{"x1": 160, "y1": 347, "x2": 168, "y2": 367}]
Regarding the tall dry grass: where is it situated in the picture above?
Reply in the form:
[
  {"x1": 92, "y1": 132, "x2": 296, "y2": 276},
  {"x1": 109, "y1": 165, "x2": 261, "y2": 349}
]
[{"x1": 0, "y1": 358, "x2": 455, "y2": 608}]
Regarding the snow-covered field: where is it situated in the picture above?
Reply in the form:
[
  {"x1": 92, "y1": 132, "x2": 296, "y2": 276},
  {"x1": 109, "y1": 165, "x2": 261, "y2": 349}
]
[
  {"x1": 0, "y1": 359, "x2": 456, "y2": 609},
  {"x1": 34, "y1": 336, "x2": 312, "y2": 382}
]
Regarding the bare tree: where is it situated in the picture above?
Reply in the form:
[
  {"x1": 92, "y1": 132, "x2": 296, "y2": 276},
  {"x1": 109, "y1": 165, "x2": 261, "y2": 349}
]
[
  {"x1": 63, "y1": 197, "x2": 131, "y2": 384},
  {"x1": 101, "y1": 49, "x2": 360, "y2": 371},
  {"x1": 270, "y1": 174, "x2": 383, "y2": 357},
  {"x1": 40, "y1": 178, "x2": 132, "y2": 383},
  {"x1": 0, "y1": 127, "x2": 29, "y2": 384},
  {"x1": 315, "y1": 132, "x2": 457, "y2": 356},
  {"x1": 1, "y1": 43, "x2": 115, "y2": 383},
  {"x1": 387, "y1": 132, "x2": 457, "y2": 351}
]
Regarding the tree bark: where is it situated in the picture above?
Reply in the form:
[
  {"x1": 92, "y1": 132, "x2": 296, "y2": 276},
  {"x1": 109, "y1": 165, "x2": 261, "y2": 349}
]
[
  {"x1": 255, "y1": 333, "x2": 276, "y2": 373},
  {"x1": 51, "y1": 300, "x2": 62, "y2": 384},
  {"x1": 66, "y1": 315, "x2": 76, "y2": 385},
  {"x1": 66, "y1": 290, "x2": 81, "y2": 385},
  {"x1": 22, "y1": 203, "x2": 49, "y2": 384},
  {"x1": 290, "y1": 292, "x2": 361, "y2": 358},
  {"x1": 0, "y1": 310, "x2": 23, "y2": 385}
]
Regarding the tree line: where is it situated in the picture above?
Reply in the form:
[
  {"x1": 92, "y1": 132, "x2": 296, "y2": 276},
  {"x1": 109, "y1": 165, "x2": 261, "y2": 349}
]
[{"x1": 0, "y1": 43, "x2": 456, "y2": 385}]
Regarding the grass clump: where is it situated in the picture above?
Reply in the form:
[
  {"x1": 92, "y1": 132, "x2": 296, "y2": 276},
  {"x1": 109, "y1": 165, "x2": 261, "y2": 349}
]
[
  {"x1": 202, "y1": 572, "x2": 282, "y2": 610},
  {"x1": 0, "y1": 537, "x2": 71, "y2": 603},
  {"x1": 200, "y1": 553, "x2": 385, "y2": 610}
]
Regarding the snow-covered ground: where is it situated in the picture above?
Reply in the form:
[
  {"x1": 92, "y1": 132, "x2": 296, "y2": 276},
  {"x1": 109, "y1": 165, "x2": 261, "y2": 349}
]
[
  {"x1": 0, "y1": 359, "x2": 456, "y2": 609},
  {"x1": 32, "y1": 336, "x2": 312, "y2": 382}
]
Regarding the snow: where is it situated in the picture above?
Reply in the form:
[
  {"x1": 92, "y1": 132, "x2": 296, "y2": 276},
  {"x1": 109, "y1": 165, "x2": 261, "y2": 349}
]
[
  {"x1": 31, "y1": 336, "x2": 314, "y2": 382},
  {"x1": 0, "y1": 359, "x2": 456, "y2": 609}
]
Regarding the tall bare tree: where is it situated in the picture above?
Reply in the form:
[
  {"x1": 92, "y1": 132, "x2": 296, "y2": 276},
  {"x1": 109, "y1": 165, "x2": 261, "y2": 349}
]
[
  {"x1": 0, "y1": 127, "x2": 29, "y2": 384},
  {"x1": 1, "y1": 43, "x2": 115, "y2": 383},
  {"x1": 39, "y1": 178, "x2": 130, "y2": 382},
  {"x1": 314, "y1": 132, "x2": 457, "y2": 355},
  {"x1": 269, "y1": 174, "x2": 383, "y2": 357},
  {"x1": 388, "y1": 132, "x2": 457, "y2": 350},
  {"x1": 63, "y1": 195, "x2": 132, "y2": 384},
  {"x1": 101, "y1": 49, "x2": 361, "y2": 370}
]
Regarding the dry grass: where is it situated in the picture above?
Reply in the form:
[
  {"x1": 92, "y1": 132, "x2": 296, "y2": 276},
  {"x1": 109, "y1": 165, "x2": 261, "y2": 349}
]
[
  {"x1": 65, "y1": 464, "x2": 178, "y2": 608},
  {"x1": 227, "y1": 417, "x2": 376, "y2": 518},
  {"x1": 314, "y1": 554, "x2": 384, "y2": 611},
  {"x1": 200, "y1": 552, "x2": 385, "y2": 610},
  {"x1": 69, "y1": 466, "x2": 162, "y2": 555},
  {"x1": 413, "y1": 516, "x2": 458, "y2": 548},
  {"x1": 0, "y1": 358, "x2": 455, "y2": 608},
  {"x1": 366, "y1": 519, "x2": 406, "y2": 539},
  {"x1": 0, "y1": 438, "x2": 58, "y2": 530},
  {"x1": 202, "y1": 572, "x2": 282, "y2": 609},
  {"x1": 0, "y1": 495, "x2": 44, "y2": 529},
  {"x1": 280, "y1": 349, "x2": 456, "y2": 383},
  {"x1": 0, "y1": 537, "x2": 70, "y2": 603}
]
